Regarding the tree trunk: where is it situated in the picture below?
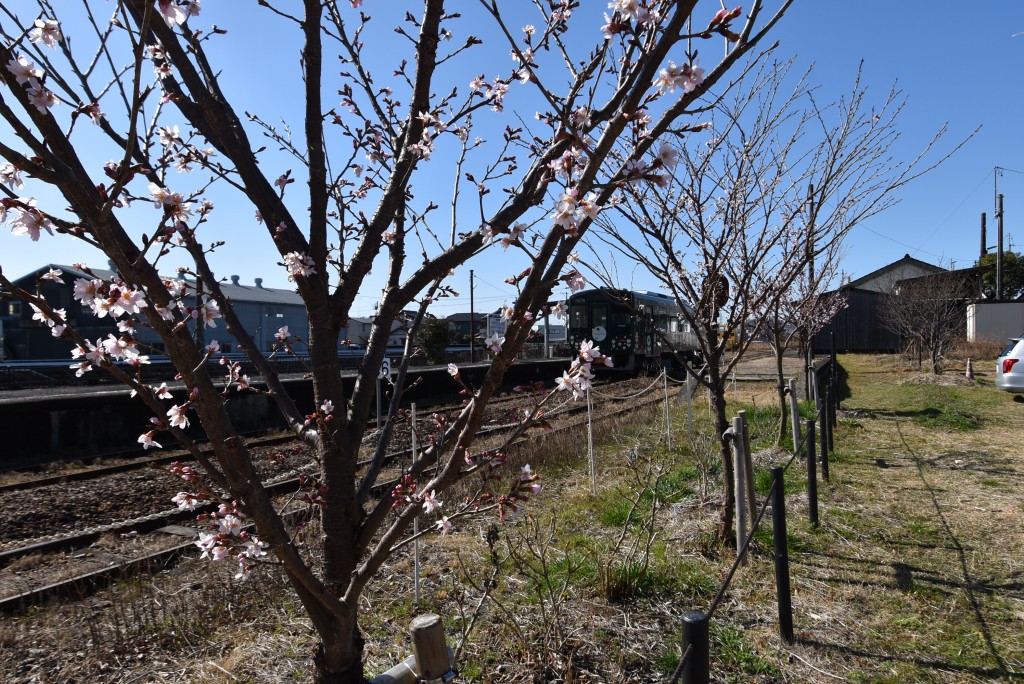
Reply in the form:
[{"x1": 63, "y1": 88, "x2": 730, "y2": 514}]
[
  {"x1": 708, "y1": 362, "x2": 735, "y2": 543},
  {"x1": 774, "y1": 344, "x2": 788, "y2": 446},
  {"x1": 314, "y1": 624, "x2": 366, "y2": 684}
]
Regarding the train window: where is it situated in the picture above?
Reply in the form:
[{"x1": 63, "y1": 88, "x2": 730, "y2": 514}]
[
  {"x1": 570, "y1": 303, "x2": 586, "y2": 328},
  {"x1": 591, "y1": 304, "x2": 609, "y2": 328},
  {"x1": 669, "y1": 318, "x2": 678, "y2": 333},
  {"x1": 612, "y1": 311, "x2": 629, "y2": 325}
]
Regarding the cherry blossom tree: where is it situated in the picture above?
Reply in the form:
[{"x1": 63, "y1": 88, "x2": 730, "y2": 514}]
[
  {"x1": 758, "y1": 241, "x2": 846, "y2": 445},
  {"x1": 0, "y1": 1, "x2": 794, "y2": 680},
  {"x1": 590, "y1": 58, "x2": 966, "y2": 541}
]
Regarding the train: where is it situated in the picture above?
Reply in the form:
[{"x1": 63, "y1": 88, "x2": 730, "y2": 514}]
[{"x1": 565, "y1": 288, "x2": 702, "y2": 373}]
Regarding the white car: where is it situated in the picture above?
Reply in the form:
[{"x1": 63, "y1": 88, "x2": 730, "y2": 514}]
[{"x1": 995, "y1": 336, "x2": 1024, "y2": 393}]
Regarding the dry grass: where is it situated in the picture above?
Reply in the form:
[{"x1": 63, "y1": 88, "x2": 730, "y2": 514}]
[{"x1": 2, "y1": 355, "x2": 1023, "y2": 682}]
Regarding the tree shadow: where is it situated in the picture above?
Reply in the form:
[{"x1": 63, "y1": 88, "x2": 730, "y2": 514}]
[{"x1": 794, "y1": 639, "x2": 1024, "y2": 681}]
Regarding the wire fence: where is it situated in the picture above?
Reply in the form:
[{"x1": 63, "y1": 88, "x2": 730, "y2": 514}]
[{"x1": 667, "y1": 354, "x2": 839, "y2": 683}]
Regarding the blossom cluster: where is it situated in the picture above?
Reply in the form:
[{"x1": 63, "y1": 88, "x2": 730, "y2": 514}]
[
  {"x1": 5, "y1": 20, "x2": 62, "y2": 115},
  {"x1": 194, "y1": 504, "x2": 267, "y2": 580},
  {"x1": 556, "y1": 340, "x2": 613, "y2": 399},
  {"x1": 550, "y1": 187, "x2": 601, "y2": 237}
]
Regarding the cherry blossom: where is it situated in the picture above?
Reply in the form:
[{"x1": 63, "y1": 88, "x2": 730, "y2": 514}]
[
  {"x1": 283, "y1": 251, "x2": 316, "y2": 281},
  {"x1": 6, "y1": 54, "x2": 41, "y2": 85},
  {"x1": 157, "y1": 0, "x2": 187, "y2": 28},
  {"x1": 135, "y1": 430, "x2": 161, "y2": 449},
  {"x1": 484, "y1": 333, "x2": 504, "y2": 354},
  {"x1": 275, "y1": 326, "x2": 290, "y2": 342},
  {"x1": 435, "y1": 516, "x2": 452, "y2": 535},
  {"x1": 156, "y1": 382, "x2": 173, "y2": 399},
  {"x1": 9, "y1": 199, "x2": 54, "y2": 241},
  {"x1": 654, "y1": 144, "x2": 680, "y2": 170},
  {"x1": 0, "y1": 163, "x2": 23, "y2": 189},
  {"x1": 167, "y1": 403, "x2": 190, "y2": 429},
  {"x1": 172, "y1": 491, "x2": 202, "y2": 510},
  {"x1": 26, "y1": 82, "x2": 59, "y2": 113},
  {"x1": 218, "y1": 514, "x2": 243, "y2": 535},
  {"x1": 421, "y1": 489, "x2": 442, "y2": 514},
  {"x1": 29, "y1": 19, "x2": 61, "y2": 48},
  {"x1": 565, "y1": 272, "x2": 587, "y2": 292},
  {"x1": 447, "y1": 363, "x2": 459, "y2": 377},
  {"x1": 654, "y1": 61, "x2": 705, "y2": 95},
  {"x1": 40, "y1": 267, "x2": 63, "y2": 282}
]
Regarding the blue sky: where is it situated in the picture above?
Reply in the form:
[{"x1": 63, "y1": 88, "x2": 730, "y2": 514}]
[{"x1": 2, "y1": 1, "x2": 1021, "y2": 318}]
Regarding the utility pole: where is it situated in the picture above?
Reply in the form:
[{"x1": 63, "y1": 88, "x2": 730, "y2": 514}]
[
  {"x1": 805, "y1": 183, "x2": 815, "y2": 401},
  {"x1": 980, "y1": 212, "x2": 987, "y2": 259},
  {"x1": 997, "y1": 194, "x2": 1004, "y2": 301},
  {"x1": 469, "y1": 269, "x2": 475, "y2": 363}
]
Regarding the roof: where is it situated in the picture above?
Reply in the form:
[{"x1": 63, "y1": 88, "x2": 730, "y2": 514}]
[
  {"x1": 446, "y1": 312, "x2": 498, "y2": 323},
  {"x1": 16, "y1": 264, "x2": 304, "y2": 306},
  {"x1": 845, "y1": 254, "x2": 946, "y2": 291}
]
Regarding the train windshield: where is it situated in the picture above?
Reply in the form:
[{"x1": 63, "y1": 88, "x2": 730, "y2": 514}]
[{"x1": 570, "y1": 302, "x2": 587, "y2": 329}]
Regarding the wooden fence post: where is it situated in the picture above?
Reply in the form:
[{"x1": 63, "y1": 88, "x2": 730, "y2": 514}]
[
  {"x1": 729, "y1": 420, "x2": 748, "y2": 565},
  {"x1": 371, "y1": 614, "x2": 455, "y2": 684},
  {"x1": 738, "y1": 411, "x2": 756, "y2": 526}
]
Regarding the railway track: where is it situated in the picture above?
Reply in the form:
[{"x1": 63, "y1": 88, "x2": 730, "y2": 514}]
[
  {"x1": 0, "y1": 352, "x2": 797, "y2": 614},
  {"x1": 0, "y1": 373, "x2": 602, "y2": 493},
  {"x1": 0, "y1": 376, "x2": 668, "y2": 614}
]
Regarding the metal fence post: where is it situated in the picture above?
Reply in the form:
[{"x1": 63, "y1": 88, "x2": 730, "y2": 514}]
[
  {"x1": 818, "y1": 398, "x2": 830, "y2": 484},
  {"x1": 788, "y1": 378, "x2": 800, "y2": 454},
  {"x1": 805, "y1": 419, "x2": 818, "y2": 527},
  {"x1": 771, "y1": 467, "x2": 794, "y2": 644},
  {"x1": 824, "y1": 386, "x2": 834, "y2": 456},
  {"x1": 681, "y1": 611, "x2": 710, "y2": 684}
]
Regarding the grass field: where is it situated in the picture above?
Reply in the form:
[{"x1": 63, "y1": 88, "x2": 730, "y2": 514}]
[{"x1": 2, "y1": 353, "x2": 1022, "y2": 683}]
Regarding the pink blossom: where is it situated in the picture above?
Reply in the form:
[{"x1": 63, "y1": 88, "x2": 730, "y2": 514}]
[
  {"x1": 172, "y1": 492, "x2": 201, "y2": 510},
  {"x1": 156, "y1": 382, "x2": 173, "y2": 399},
  {"x1": 655, "y1": 144, "x2": 679, "y2": 170},
  {"x1": 10, "y1": 199, "x2": 54, "y2": 240},
  {"x1": 320, "y1": 400, "x2": 334, "y2": 414},
  {"x1": 205, "y1": 339, "x2": 221, "y2": 354},
  {"x1": 41, "y1": 267, "x2": 63, "y2": 283},
  {"x1": 167, "y1": 403, "x2": 190, "y2": 429},
  {"x1": 421, "y1": 490, "x2": 442, "y2": 514},
  {"x1": 139, "y1": 431, "x2": 162, "y2": 450},
  {"x1": 29, "y1": 19, "x2": 61, "y2": 48},
  {"x1": 0, "y1": 163, "x2": 23, "y2": 189},
  {"x1": 26, "y1": 82, "x2": 58, "y2": 113},
  {"x1": 566, "y1": 272, "x2": 586, "y2": 292},
  {"x1": 447, "y1": 363, "x2": 459, "y2": 377},
  {"x1": 484, "y1": 333, "x2": 504, "y2": 354},
  {"x1": 436, "y1": 516, "x2": 452, "y2": 535},
  {"x1": 283, "y1": 251, "x2": 316, "y2": 281},
  {"x1": 6, "y1": 54, "x2": 41, "y2": 85},
  {"x1": 157, "y1": 0, "x2": 187, "y2": 28},
  {"x1": 218, "y1": 514, "x2": 243, "y2": 535},
  {"x1": 275, "y1": 326, "x2": 290, "y2": 342}
]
